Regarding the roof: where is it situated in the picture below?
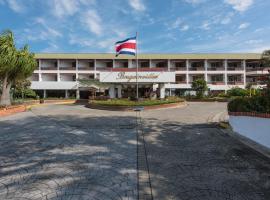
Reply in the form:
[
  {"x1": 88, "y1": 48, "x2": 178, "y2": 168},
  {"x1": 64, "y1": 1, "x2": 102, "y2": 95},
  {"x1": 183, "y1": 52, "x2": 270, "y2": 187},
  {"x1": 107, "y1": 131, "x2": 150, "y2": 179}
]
[{"x1": 34, "y1": 53, "x2": 262, "y2": 60}]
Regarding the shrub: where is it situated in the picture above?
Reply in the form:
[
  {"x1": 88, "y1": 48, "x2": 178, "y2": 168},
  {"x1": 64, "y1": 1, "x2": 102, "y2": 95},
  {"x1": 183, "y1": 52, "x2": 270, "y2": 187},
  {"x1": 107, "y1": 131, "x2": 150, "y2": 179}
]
[
  {"x1": 228, "y1": 96, "x2": 270, "y2": 113},
  {"x1": 227, "y1": 87, "x2": 248, "y2": 97},
  {"x1": 191, "y1": 79, "x2": 208, "y2": 98}
]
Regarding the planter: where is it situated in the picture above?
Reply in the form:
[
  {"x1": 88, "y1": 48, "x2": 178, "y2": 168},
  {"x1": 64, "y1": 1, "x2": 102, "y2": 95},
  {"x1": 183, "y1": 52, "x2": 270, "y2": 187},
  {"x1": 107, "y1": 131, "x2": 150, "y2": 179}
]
[
  {"x1": 229, "y1": 114, "x2": 270, "y2": 149},
  {"x1": 229, "y1": 112, "x2": 270, "y2": 119},
  {"x1": 0, "y1": 105, "x2": 27, "y2": 117},
  {"x1": 87, "y1": 101, "x2": 185, "y2": 111}
]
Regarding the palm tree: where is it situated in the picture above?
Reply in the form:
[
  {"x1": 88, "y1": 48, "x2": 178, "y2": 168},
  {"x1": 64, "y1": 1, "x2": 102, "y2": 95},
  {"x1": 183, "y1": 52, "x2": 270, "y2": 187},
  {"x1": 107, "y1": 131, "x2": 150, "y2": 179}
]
[
  {"x1": 261, "y1": 50, "x2": 270, "y2": 96},
  {"x1": 0, "y1": 30, "x2": 36, "y2": 106}
]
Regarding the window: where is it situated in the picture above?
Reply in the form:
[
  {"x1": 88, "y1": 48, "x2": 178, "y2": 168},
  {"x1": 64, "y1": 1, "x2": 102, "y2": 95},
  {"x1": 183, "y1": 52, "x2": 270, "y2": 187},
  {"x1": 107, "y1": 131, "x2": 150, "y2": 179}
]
[
  {"x1": 176, "y1": 75, "x2": 185, "y2": 83},
  {"x1": 156, "y1": 62, "x2": 166, "y2": 68},
  {"x1": 141, "y1": 62, "x2": 148, "y2": 68},
  {"x1": 106, "y1": 62, "x2": 113, "y2": 68},
  {"x1": 175, "y1": 62, "x2": 185, "y2": 68}
]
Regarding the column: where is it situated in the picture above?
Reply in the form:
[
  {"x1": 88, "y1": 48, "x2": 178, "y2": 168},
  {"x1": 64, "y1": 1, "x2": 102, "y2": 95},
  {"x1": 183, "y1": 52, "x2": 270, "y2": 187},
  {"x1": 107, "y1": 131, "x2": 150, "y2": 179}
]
[
  {"x1": 117, "y1": 85, "x2": 122, "y2": 98},
  {"x1": 65, "y1": 90, "x2": 69, "y2": 99},
  {"x1": 186, "y1": 60, "x2": 189, "y2": 84},
  {"x1": 204, "y1": 60, "x2": 208, "y2": 83},
  {"x1": 168, "y1": 59, "x2": 171, "y2": 71},
  {"x1": 224, "y1": 59, "x2": 228, "y2": 93},
  {"x1": 43, "y1": 90, "x2": 47, "y2": 98},
  {"x1": 76, "y1": 59, "x2": 79, "y2": 80},
  {"x1": 113, "y1": 59, "x2": 115, "y2": 68},
  {"x1": 94, "y1": 59, "x2": 97, "y2": 79},
  {"x1": 39, "y1": 59, "x2": 42, "y2": 82},
  {"x1": 57, "y1": 59, "x2": 60, "y2": 82},
  {"x1": 159, "y1": 84, "x2": 165, "y2": 99},
  {"x1": 76, "y1": 89, "x2": 80, "y2": 100},
  {"x1": 109, "y1": 85, "x2": 115, "y2": 98},
  {"x1": 242, "y1": 60, "x2": 246, "y2": 87},
  {"x1": 149, "y1": 59, "x2": 152, "y2": 68},
  {"x1": 128, "y1": 59, "x2": 132, "y2": 68}
]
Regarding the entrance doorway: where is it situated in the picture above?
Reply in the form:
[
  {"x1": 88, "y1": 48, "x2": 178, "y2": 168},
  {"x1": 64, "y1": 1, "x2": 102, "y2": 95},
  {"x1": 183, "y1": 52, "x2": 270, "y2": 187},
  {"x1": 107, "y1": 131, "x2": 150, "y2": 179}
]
[{"x1": 121, "y1": 85, "x2": 153, "y2": 98}]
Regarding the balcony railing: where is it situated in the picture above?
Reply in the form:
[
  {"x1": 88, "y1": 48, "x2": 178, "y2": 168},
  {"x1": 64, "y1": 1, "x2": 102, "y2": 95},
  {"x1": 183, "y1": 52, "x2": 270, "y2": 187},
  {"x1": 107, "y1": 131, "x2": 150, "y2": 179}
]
[
  {"x1": 98, "y1": 68, "x2": 169, "y2": 72},
  {"x1": 208, "y1": 67, "x2": 225, "y2": 71},
  {"x1": 208, "y1": 81, "x2": 225, "y2": 85},
  {"x1": 175, "y1": 81, "x2": 187, "y2": 84},
  {"x1": 78, "y1": 67, "x2": 95, "y2": 71},
  {"x1": 189, "y1": 67, "x2": 205, "y2": 71},
  {"x1": 227, "y1": 81, "x2": 244, "y2": 85},
  {"x1": 170, "y1": 67, "x2": 186, "y2": 71},
  {"x1": 41, "y1": 67, "x2": 57, "y2": 70},
  {"x1": 227, "y1": 67, "x2": 243, "y2": 71},
  {"x1": 59, "y1": 67, "x2": 76, "y2": 70},
  {"x1": 246, "y1": 67, "x2": 265, "y2": 72}
]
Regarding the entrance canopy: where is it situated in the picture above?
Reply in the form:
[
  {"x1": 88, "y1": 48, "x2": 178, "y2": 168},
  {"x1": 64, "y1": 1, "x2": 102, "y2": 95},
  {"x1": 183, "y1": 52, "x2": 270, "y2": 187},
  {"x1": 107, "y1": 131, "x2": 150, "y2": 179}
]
[{"x1": 100, "y1": 71, "x2": 175, "y2": 83}]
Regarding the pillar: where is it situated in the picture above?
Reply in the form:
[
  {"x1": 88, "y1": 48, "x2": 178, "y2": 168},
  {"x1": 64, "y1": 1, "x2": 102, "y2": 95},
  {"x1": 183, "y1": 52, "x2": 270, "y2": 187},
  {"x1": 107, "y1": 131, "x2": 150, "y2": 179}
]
[
  {"x1": 204, "y1": 60, "x2": 208, "y2": 83},
  {"x1": 76, "y1": 89, "x2": 80, "y2": 100},
  {"x1": 109, "y1": 86, "x2": 115, "y2": 98},
  {"x1": 65, "y1": 90, "x2": 69, "y2": 99},
  {"x1": 117, "y1": 85, "x2": 122, "y2": 99},
  {"x1": 186, "y1": 59, "x2": 189, "y2": 84},
  {"x1": 243, "y1": 60, "x2": 246, "y2": 87},
  {"x1": 43, "y1": 90, "x2": 47, "y2": 98},
  {"x1": 159, "y1": 83, "x2": 165, "y2": 99},
  {"x1": 57, "y1": 60, "x2": 60, "y2": 82},
  {"x1": 224, "y1": 59, "x2": 228, "y2": 92}
]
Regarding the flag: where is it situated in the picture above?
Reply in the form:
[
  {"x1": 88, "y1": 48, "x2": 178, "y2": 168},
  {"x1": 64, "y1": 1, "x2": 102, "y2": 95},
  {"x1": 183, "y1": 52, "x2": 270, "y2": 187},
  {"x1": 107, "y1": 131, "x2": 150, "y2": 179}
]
[{"x1": 115, "y1": 36, "x2": 136, "y2": 56}]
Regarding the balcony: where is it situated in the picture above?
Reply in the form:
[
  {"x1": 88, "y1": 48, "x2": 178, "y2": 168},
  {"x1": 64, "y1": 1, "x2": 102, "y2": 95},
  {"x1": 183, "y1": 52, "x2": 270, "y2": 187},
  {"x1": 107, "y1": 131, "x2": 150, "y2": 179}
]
[
  {"x1": 189, "y1": 61, "x2": 204, "y2": 71},
  {"x1": 40, "y1": 60, "x2": 58, "y2": 70},
  {"x1": 175, "y1": 75, "x2": 186, "y2": 84},
  {"x1": 227, "y1": 81, "x2": 244, "y2": 85},
  {"x1": 208, "y1": 81, "x2": 225, "y2": 85},
  {"x1": 227, "y1": 62, "x2": 243, "y2": 71},
  {"x1": 208, "y1": 61, "x2": 224, "y2": 71}
]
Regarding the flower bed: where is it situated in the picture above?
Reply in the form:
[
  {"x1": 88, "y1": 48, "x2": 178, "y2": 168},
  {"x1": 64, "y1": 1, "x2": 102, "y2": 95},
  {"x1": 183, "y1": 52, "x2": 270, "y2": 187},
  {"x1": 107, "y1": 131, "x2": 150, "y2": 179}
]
[
  {"x1": 88, "y1": 98, "x2": 185, "y2": 111},
  {"x1": 0, "y1": 105, "x2": 27, "y2": 117}
]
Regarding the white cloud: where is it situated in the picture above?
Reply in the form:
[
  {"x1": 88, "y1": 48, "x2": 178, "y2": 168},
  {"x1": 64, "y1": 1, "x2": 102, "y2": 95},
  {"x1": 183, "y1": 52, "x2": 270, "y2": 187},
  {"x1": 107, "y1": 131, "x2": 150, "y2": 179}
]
[
  {"x1": 50, "y1": 0, "x2": 95, "y2": 18},
  {"x1": 128, "y1": 0, "x2": 145, "y2": 11},
  {"x1": 82, "y1": 10, "x2": 102, "y2": 35},
  {"x1": 224, "y1": 0, "x2": 253, "y2": 12},
  {"x1": 21, "y1": 17, "x2": 62, "y2": 42},
  {"x1": 220, "y1": 12, "x2": 234, "y2": 24},
  {"x1": 201, "y1": 21, "x2": 210, "y2": 30},
  {"x1": 180, "y1": 25, "x2": 189, "y2": 31},
  {"x1": 171, "y1": 18, "x2": 183, "y2": 29},
  {"x1": 184, "y1": 0, "x2": 207, "y2": 5},
  {"x1": 238, "y1": 22, "x2": 250, "y2": 29},
  {"x1": 6, "y1": 0, "x2": 24, "y2": 13}
]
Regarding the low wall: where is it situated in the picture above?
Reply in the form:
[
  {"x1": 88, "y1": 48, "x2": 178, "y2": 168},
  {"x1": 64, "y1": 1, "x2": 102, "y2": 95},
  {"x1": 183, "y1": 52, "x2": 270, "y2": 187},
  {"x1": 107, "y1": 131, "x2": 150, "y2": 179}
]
[
  {"x1": 229, "y1": 115, "x2": 270, "y2": 148},
  {"x1": 87, "y1": 102, "x2": 185, "y2": 111},
  {"x1": 0, "y1": 105, "x2": 27, "y2": 117}
]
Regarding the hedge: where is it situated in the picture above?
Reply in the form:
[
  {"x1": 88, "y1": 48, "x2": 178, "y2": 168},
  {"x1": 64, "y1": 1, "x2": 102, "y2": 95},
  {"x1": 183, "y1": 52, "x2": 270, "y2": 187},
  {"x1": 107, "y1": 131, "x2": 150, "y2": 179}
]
[{"x1": 228, "y1": 96, "x2": 270, "y2": 113}]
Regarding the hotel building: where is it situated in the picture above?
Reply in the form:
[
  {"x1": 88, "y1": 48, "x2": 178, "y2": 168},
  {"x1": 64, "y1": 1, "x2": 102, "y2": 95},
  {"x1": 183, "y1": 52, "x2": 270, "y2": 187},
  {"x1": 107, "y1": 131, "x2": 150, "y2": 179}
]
[{"x1": 30, "y1": 53, "x2": 269, "y2": 99}]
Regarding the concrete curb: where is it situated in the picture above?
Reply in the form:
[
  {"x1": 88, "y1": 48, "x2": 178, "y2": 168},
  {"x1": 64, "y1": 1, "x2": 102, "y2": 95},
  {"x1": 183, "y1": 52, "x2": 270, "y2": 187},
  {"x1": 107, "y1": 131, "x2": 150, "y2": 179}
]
[{"x1": 221, "y1": 128, "x2": 270, "y2": 160}]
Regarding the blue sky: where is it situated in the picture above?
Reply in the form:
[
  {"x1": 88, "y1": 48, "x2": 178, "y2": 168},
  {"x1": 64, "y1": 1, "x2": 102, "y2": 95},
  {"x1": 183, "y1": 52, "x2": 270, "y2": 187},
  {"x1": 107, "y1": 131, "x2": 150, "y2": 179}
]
[{"x1": 0, "y1": 0, "x2": 269, "y2": 53}]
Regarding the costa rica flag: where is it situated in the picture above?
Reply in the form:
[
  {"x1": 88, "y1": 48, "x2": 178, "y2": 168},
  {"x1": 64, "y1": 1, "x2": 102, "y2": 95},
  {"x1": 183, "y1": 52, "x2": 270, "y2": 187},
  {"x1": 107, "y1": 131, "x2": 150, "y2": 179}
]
[{"x1": 115, "y1": 36, "x2": 136, "y2": 57}]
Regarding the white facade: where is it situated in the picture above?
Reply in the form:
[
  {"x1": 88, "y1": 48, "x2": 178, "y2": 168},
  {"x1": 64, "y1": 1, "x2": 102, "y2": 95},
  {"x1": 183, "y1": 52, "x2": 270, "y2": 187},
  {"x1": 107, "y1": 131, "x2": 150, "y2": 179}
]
[{"x1": 29, "y1": 53, "x2": 268, "y2": 99}]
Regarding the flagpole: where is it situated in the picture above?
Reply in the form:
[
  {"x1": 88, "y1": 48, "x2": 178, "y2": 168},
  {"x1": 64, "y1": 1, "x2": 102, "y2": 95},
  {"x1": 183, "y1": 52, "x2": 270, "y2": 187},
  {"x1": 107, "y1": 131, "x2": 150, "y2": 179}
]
[{"x1": 136, "y1": 32, "x2": 139, "y2": 100}]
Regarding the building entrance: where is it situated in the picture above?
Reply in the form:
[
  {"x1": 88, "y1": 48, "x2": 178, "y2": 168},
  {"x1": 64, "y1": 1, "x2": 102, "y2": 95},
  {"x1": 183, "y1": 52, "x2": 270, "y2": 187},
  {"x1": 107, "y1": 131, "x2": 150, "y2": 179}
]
[{"x1": 121, "y1": 85, "x2": 153, "y2": 98}]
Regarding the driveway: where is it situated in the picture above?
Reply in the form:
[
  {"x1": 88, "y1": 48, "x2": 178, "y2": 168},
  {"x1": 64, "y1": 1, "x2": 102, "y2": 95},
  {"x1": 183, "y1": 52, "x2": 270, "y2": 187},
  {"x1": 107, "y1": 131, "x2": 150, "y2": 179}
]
[{"x1": 0, "y1": 102, "x2": 269, "y2": 200}]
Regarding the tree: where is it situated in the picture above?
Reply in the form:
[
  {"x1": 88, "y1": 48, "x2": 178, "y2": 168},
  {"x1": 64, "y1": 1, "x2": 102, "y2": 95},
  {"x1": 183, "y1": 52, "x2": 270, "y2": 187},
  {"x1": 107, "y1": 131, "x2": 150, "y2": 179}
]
[
  {"x1": 191, "y1": 79, "x2": 208, "y2": 98},
  {"x1": 261, "y1": 50, "x2": 270, "y2": 96},
  {"x1": 0, "y1": 30, "x2": 36, "y2": 106},
  {"x1": 13, "y1": 79, "x2": 37, "y2": 99}
]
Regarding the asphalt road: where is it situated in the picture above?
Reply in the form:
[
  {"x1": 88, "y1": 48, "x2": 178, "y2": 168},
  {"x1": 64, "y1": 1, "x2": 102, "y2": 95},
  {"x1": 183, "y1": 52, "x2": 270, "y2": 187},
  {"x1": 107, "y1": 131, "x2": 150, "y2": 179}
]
[{"x1": 0, "y1": 102, "x2": 269, "y2": 200}]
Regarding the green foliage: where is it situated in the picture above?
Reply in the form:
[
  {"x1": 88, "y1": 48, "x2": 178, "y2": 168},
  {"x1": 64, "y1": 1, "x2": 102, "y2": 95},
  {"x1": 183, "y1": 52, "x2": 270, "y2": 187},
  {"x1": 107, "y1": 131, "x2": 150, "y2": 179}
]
[
  {"x1": 228, "y1": 96, "x2": 270, "y2": 113},
  {"x1": 227, "y1": 87, "x2": 248, "y2": 97},
  {"x1": 0, "y1": 29, "x2": 37, "y2": 105},
  {"x1": 191, "y1": 79, "x2": 208, "y2": 98},
  {"x1": 91, "y1": 97, "x2": 184, "y2": 107}
]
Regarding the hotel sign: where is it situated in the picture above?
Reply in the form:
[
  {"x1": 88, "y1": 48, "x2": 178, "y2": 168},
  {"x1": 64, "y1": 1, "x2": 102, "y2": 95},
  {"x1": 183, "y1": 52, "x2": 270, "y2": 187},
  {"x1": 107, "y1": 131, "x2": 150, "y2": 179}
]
[{"x1": 100, "y1": 71, "x2": 175, "y2": 83}]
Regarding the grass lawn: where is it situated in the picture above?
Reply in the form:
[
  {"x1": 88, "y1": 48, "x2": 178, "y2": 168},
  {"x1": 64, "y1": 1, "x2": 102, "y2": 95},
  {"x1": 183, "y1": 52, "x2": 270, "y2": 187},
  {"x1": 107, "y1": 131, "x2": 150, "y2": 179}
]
[{"x1": 90, "y1": 97, "x2": 184, "y2": 107}]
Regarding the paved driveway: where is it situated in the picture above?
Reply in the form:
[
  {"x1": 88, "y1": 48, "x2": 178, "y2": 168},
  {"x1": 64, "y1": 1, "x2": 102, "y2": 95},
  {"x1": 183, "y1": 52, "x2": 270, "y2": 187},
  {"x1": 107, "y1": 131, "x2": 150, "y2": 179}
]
[{"x1": 0, "y1": 102, "x2": 269, "y2": 200}]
